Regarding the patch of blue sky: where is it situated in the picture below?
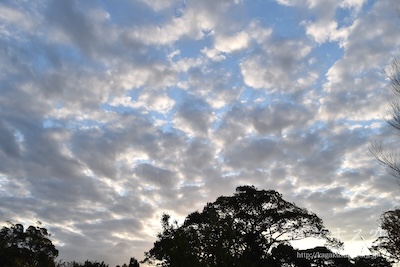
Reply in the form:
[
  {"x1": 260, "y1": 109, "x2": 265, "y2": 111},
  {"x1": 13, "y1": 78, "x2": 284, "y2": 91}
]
[
  {"x1": 308, "y1": 120, "x2": 329, "y2": 131},
  {"x1": 117, "y1": 188, "x2": 127, "y2": 197},
  {"x1": 14, "y1": 129, "x2": 25, "y2": 143},
  {"x1": 221, "y1": 171, "x2": 241, "y2": 178},
  {"x1": 42, "y1": 117, "x2": 106, "y2": 131},
  {"x1": 37, "y1": 43, "x2": 93, "y2": 71},
  {"x1": 167, "y1": 86, "x2": 185, "y2": 102},
  {"x1": 53, "y1": 101, "x2": 64, "y2": 110},
  {"x1": 127, "y1": 87, "x2": 142, "y2": 101},
  {"x1": 311, "y1": 41, "x2": 343, "y2": 70},
  {"x1": 134, "y1": 158, "x2": 154, "y2": 166},
  {"x1": 247, "y1": 0, "x2": 305, "y2": 39},
  {"x1": 95, "y1": 0, "x2": 159, "y2": 27},
  {"x1": 101, "y1": 103, "x2": 141, "y2": 117},
  {"x1": 336, "y1": 167, "x2": 360, "y2": 176},
  {"x1": 238, "y1": 87, "x2": 264, "y2": 103},
  {"x1": 359, "y1": 0, "x2": 377, "y2": 15},
  {"x1": 42, "y1": 119, "x2": 64, "y2": 129},
  {"x1": 335, "y1": 5, "x2": 357, "y2": 29},
  {"x1": 174, "y1": 34, "x2": 213, "y2": 59},
  {"x1": 216, "y1": 53, "x2": 244, "y2": 78},
  {"x1": 338, "y1": 118, "x2": 384, "y2": 128}
]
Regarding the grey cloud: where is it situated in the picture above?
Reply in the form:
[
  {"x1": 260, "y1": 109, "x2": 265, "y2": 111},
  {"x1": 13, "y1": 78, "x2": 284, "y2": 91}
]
[
  {"x1": 223, "y1": 137, "x2": 284, "y2": 169},
  {"x1": 1, "y1": 0, "x2": 400, "y2": 265},
  {"x1": 135, "y1": 163, "x2": 176, "y2": 188},
  {"x1": 252, "y1": 101, "x2": 313, "y2": 136},
  {"x1": 45, "y1": 0, "x2": 111, "y2": 59},
  {"x1": 214, "y1": 104, "x2": 253, "y2": 145},
  {"x1": 0, "y1": 121, "x2": 21, "y2": 158},
  {"x1": 174, "y1": 96, "x2": 213, "y2": 136},
  {"x1": 241, "y1": 37, "x2": 313, "y2": 90},
  {"x1": 183, "y1": 138, "x2": 215, "y2": 171},
  {"x1": 320, "y1": 1, "x2": 400, "y2": 120}
]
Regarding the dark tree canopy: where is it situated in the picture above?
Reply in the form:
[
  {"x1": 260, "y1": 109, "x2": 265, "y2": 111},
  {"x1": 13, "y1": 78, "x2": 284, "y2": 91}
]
[
  {"x1": 352, "y1": 255, "x2": 392, "y2": 267},
  {"x1": 56, "y1": 260, "x2": 109, "y2": 267},
  {"x1": 0, "y1": 222, "x2": 58, "y2": 267},
  {"x1": 143, "y1": 185, "x2": 342, "y2": 267},
  {"x1": 128, "y1": 257, "x2": 140, "y2": 267},
  {"x1": 371, "y1": 208, "x2": 400, "y2": 263},
  {"x1": 268, "y1": 244, "x2": 357, "y2": 267}
]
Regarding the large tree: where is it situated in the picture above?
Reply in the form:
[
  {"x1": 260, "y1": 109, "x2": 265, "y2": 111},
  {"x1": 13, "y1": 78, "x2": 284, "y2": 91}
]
[
  {"x1": 143, "y1": 185, "x2": 342, "y2": 267},
  {"x1": 0, "y1": 222, "x2": 58, "y2": 267},
  {"x1": 371, "y1": 209, "x2": 400, "y2": 263}
]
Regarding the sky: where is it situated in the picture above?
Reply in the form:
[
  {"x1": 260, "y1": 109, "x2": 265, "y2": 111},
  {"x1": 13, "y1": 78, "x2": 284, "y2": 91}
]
[{"x1": 1, "y1": 0, "x2": 400, "y2": 266}]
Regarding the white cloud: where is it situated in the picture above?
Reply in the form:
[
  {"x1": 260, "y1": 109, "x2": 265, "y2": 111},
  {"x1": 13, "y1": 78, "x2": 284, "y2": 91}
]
[
  {"x1": 201, "y1": 47, "x2": 226, "y2": 61},
  {"x1": 138, "y1": 0, "x2": 181, "y2": 11},
  {"x1": 304, "y1": 19, "x2": 350, "y2": 44},
  {"x1": 340, "y1": 0, "x2": 366, "y2": 10},
  {"x1": 214, "y1": 31, "x2": 250, "y2": 53},
  {"x1": 0, "y1": 3, "x2": 35, "y2": 31},
  {"x1": 136, "y1": 90, "x2": 175, "y2": 114}
]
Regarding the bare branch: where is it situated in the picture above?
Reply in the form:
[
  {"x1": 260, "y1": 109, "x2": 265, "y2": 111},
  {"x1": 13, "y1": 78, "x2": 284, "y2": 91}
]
[{"x1": 369, "y1": 141, "x2": 400, "y2": 179}]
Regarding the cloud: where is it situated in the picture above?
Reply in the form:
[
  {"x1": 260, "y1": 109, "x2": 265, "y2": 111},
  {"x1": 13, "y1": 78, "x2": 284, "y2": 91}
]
[
  {"x1": 173, "y1": 96, "x2": 214, "y2": 137},
  {"x1": 223, "y1": 137, "x2": 284, "y2": 169},
  {"x1": 1, "y1": 0, "x2": 400, "y2": 266},
  {"x1": 320, "y1": 1, "x2": 400, "y2": 121},
  {"x1": 214, "y1": 31, "x2": 250, "y2": 53},
  {"x1": 241, "y1": 38, "x2": 312, "y2": 90}
]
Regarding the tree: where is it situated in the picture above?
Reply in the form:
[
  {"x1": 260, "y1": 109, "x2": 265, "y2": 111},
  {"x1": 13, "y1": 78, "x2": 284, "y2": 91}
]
[
  {"x1": 369, "y1": 58, "x2": 400, "y2": 263},
  {"x1": 56, "y1": 260, "x2": 109, "y2": 267},
  {"x1": 128, "y1": 257, "x2": 140, "y2": 267},
  {"x1": 353, "y1": 255, "x2": 392, "y2": 267},
  {"x1": 142, "y1": 185, "x2": 342, "y2": 267},
  {"x1": 269, "y1": 244, "x2": 356, "y2": 267},
  {"x1": 0, "y1": 222, "x2": 58, "y2": 267},
  {"x1": 370, "y1": 58, "x2": 400, "y2": 179},
  {"x1": 371, "y1": 209, "x2": 400, "y2": 263}
]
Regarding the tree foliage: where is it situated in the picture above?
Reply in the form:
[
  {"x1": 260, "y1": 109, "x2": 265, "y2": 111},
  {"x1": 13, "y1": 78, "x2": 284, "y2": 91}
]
[
  {"x1": 56, "y1": 260, "x2": 109, "y2": 267},
  {"x1": 371, "y1": 208, "x2": 400, "y2": 263},
  {"x1": 0, "y1": 222, "x2": 58, "y2": 267},
  {"x1": 352, "y1": 255, "x2": 392, "y2": 267},
  {"x1": 128, "y1": 257, "x2": 140, "y2": 267},
  {"x1": 269, "y1": 244, "x2": 356, "y2": 267},
  {"x1": 143, "y1": 185, "x2": 342, "y2": 267}
]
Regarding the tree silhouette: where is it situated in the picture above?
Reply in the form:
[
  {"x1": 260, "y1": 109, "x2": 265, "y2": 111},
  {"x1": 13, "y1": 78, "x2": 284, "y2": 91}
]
[
  {"x1": 128, "y1": 257, "x2": 140, "y2": 267},
  {"x1": 268, "y1": 244, "x2": 357, "y2": 267},
  {"x1": 56, "y1": 260, "x2": 109, "y2": 267},
  {"x1": 0, "y1": 222, "x2": 58, "y2": 267},
  {"x1": 371, "y1": 208, "x2": 400, "y2": 263},
  {"x1": 143, "y1": 185, "x2": 342, "y2": 267},
  {"x1": 353, "y1": 255, "x2": 392, "y2": 267}
]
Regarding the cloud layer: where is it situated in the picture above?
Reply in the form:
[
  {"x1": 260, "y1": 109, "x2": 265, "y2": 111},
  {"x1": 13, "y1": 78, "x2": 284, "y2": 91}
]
[{"x1": 1, "y1": 0, "x2": 400, "y2": 265}]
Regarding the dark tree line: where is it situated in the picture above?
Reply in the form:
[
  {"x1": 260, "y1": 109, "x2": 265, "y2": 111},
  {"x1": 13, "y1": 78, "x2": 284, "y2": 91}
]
[
  {"x1": 0, "y1": 222, "x2": 58, "y2": 267},
  {"x1": 0, "y1": 186, "x2": 395, "y2": 267},
  {"x1": 0, "y1": 221, "x2": 140, "y2": 267},
  {"x1": 142, "y1": 186, "x2": 392, "y2": 267}
]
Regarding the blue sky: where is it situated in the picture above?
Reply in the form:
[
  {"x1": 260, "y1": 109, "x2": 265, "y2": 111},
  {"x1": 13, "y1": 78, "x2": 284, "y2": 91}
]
[{"x1": 1, "y1": 0, "x2": 400, "y2": 266}]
